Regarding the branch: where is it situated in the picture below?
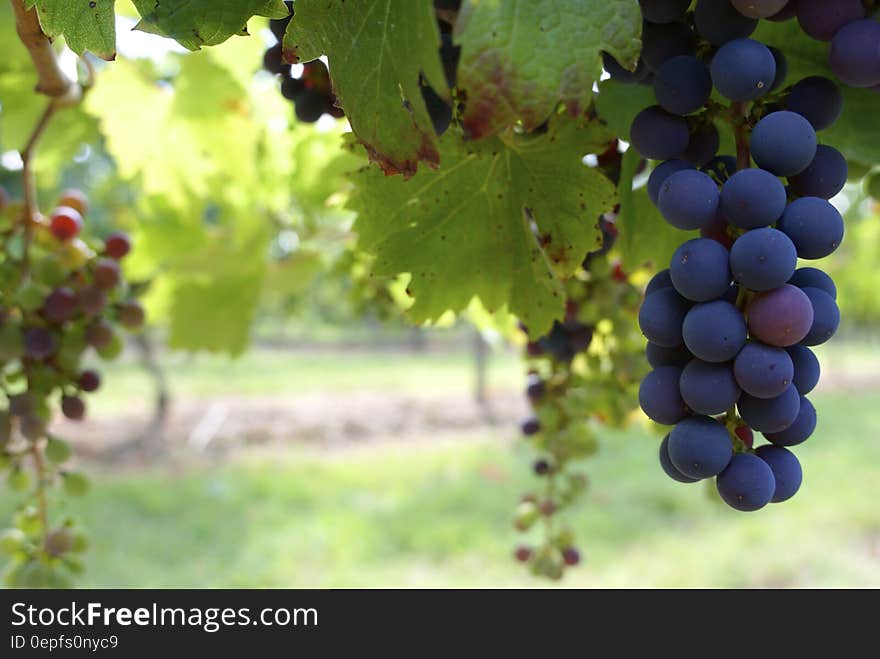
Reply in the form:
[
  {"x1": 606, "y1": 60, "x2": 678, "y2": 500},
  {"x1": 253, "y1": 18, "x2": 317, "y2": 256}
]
[{"x1": 10, "y1": 0, "x2": 81, "y2": 105}]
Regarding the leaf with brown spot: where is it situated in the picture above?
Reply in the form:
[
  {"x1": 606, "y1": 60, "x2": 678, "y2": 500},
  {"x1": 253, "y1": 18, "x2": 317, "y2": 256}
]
[
  {"x1": 285, "y1": 0, "x2": 448, "y2": 177},
  {"x1": 455, "y1": 0, "x2": 642, "y2": 139},
  {"x1": 349, "y1": 118, "x2": 617, "y2": 334}
]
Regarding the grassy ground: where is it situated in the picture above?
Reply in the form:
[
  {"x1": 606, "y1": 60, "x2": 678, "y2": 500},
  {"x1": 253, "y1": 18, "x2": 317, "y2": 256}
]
[{"x1": 3, "y1": 387, "x2": 878, "y2": 588}]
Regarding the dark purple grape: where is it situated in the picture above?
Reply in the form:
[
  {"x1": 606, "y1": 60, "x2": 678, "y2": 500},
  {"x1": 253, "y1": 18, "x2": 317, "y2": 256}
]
[
  {"x1": 796, "y1": 0, "x2": 864, "y2": 42},
  {"x1": 639, "y1": 366, "x2": 689, "y2": 425},
  {"x1": 750, "y1": 111, "x2": 817, "y2": 177},
  {"x1": 829, "y1": 20, "x2": 880, "y2": 88},
  {"x1": 521, "y1": 417, "x2": 540, "y2": 435},
  {"x1": 733, "y1": 340, "x2": 794, "y2": 399},
  {"x1": 715, "y1": 453, "x2": 775, "y2": 511},
  {"x1": 61, "y1": 395, "x2": 86, "y2": 421},
  {"x1": 694, "y1": 0, "x2": 757, "y2": 45},
  {"x1": 78, "y1": 370, "x2": 101, "y2": 392},
  {"x1": 668, "y1": 415, "x2": 733, "y2": 479},
  {"x1": 785, "y1": 77, "x2": 843, "y2": 131},
  {"x1": 777, "y1": 196, "x2": 845, "y2": 259},
  {"x1": 738, "y1": 385, "x2": 801, "y2": 433},
  {"x1": 679, "y1": 359, "x2": 741, "y2": 416},
  {"x1": 788, "y1": 146, "x2": 847, "y2": 200},
  {"x1": 729, "y1": 228, "x2": 797, "y2": 291},
  {"x1": 24, "y1": 327, "x2": 57, "y2": 359},
  {"x1": 710, "y1": 38, "x2": 776, "y2": 101},
  {"x1": 746, "y1": 284, "x2": 813, "y2": 347},
  {"x1": 630, "y1": 106, "x2": 690, "y2": 160},
  {"x1": 789, "y1": 267, "x2": 837, "y2": 299},
  {"x1": 800, "y1": 287, "x2": 840, "y2": 346},
  {"x1": 659, "y1": 434, "x2": 699, "y2": 483},
  {"x1": 755, "y1": 444, "x2": 802, "y2": 502},
  {"x1": 42, "y1": 287, "x2": 78, "y2": 323},
  {"x1": 681, "y1": 122, "x2": 720, "y2": 167},
  {"x1": 763, "y1": 395, "x2": 816, "y2": 446}
]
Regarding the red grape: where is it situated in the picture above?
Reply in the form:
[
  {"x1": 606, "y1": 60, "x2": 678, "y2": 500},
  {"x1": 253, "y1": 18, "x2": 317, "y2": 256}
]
[
  {"x1": 49, "y1": 207, "x2": 83, "y2": 242},
  {"x1": 61, "y1": 395, "x2": 85, "y2": 421},
  {"x1": 93, "y1": 258, "x2": 121, "y2": 290},
  {"x1": 85, "y1": 320, "x2": 114, "y2": 349},
  {"x1": 104, "y1": 231, "x2": 132, "y2": 260},
  {"x1": 78, "y1": 286, "x2": 107, "y2": 316},
  {"x1": 117, "y1": 301, "x2": 145, "y2": 329},
  {"x1": 42, "y1": 287, "x2": 78, "y2": 323},
  {"x1": 78, "y1": 370, "x2": 101, "y2": 392}
]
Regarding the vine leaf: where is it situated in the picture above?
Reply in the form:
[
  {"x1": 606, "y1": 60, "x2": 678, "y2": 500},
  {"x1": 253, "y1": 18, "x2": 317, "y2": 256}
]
[
  {"x1": 26, "y1": 0, "x2": 117, "y2": 60},
  {"x1": 349, "y1": 120, "x2": 617, "y2": 334},
  {"x1": 131, "y1": 0, "x2": 289, "y2": 50},
  {"x1": 284, "y1": 0, "x2": 448, "y2": 177},
  {"x1": 454, "y1": 0, "x2": 642, "y2": 140}
]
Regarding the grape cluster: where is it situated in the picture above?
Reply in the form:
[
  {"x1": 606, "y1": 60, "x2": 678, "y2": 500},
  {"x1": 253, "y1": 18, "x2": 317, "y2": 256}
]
[
  {"x1": 620, "y1": 1, "x2": 853, "y2": 511},
  {"x1": 0, "y1": 187, "x2": 143, "y2": 586},
  {"x1": 264, "y1": 3, "x2": 345, "y2": 123},
  {"x1": 514, "y1": 139, "x2": 647, "y2": 577}
]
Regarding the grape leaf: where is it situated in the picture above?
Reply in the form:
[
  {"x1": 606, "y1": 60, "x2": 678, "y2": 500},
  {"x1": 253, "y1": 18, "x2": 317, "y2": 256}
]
[
  {"x1": 753, "y1": 20, "x2": 880, "y2": 166},
  {"x1": 283, "y1": 0, "x2": 447, "y2": 177},
  {"x1": 454, "y1": 0, "x2": 642, "y2": 140},
  {"x1": 617, "y1": 149, "x2": 694, "y2": 271},
  {"x1": 27, "y1": 0, "x2": 117, "y2": 60},
  {"x1": 349, "y1": 119, "x2": 617, "y2": 333},
  {"x1": 132, "y1": 0, "x2": 289, "y2": 50}
]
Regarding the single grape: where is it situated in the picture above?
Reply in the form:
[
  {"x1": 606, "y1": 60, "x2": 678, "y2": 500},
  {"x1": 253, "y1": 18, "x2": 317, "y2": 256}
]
[
  {"x1": 730, "y1": 0, "x2": 788, "y2": 19},
  {"x1": 645, "y1": 268, "x2": 673, "y2": 295},
  {"x1": 764, "y1": 396, "x2": 816, "y2": 446},
  {"x1": 800, "y1": 287, "x2": 840, "y2": 346},
  {"x1": 639, "y1": 0, "x2": 692, "y2": 23},
  {"x1": 659, "y1": 434, "x2": 699, "y2": 483},
  {"x1": 777, "y1": 196, "x2": 844, "y2": 259},
  {"x1": 680, "y1": 359, "x2": 741, "y2": 415},
  {"x1": 49, "y1": 207, "x2": 83, "y2": 242},
  {"x1": 85, "y1": 320, "x2": 114, "y2": 349},
  {"x1": 641, "y1": 21, "x2": 697, "y2": 71},
  {"x1": 263, "y1": 44, "x2": 284, "y2": 74},
  {"x1": 521, "y1": 417, "x2": 540, "y2": 436},
  {"x1": 785, "y1": 77, "x2": 843, "y2": 131},
  {"x1": 829, "y1": 20, "x2": 880, "y2": 88},
  {"x1": 525, "y1": 375, "x2": 545, "y2": 403},
  {"x1": 117, "y1": 301, "x2": 146, "y2": 330},
  {"x1": 61, "y1": 396, "x2": 86, "y2": 421},
  {"x1": 786, "y1": 345, "x2": 820, "y2": 395},
  {"x1": 639, "y1": 366, "x2": 689, "y2": 425},
  {"x1": 630, "y1": 106, "x2": 690, "y2": 160},
  {"x1": 681, "y1": 122, "x2": 720, "y2": 167},
  {"x1": 78, "y1": 370, "x2": 101, "y2": 393},
  {"x1": 93, "y1": 258, "x2": 121, "y2": 290},
  {"x1": 646, "y1": 342, "x2": 693, "y2": 369},
  {"x1": 295, "y1": 89, "x2": 328, "y2": 123},
  {"x1": 788, "y1": 146, "x2": 847, "y2": 200},
  {"x1": 648, "y1": 161, "x2": 695, "y2": 205},
  {"x1": 639, "y1": 287, "x2": 691, "y2": 347},
  {"x1": 694, "y1": 0, "x2": 757, "y2": 45},
  {"x1": 57, "y1": 189, "x2": 88, "y2": 216},
  {"x1": 733, "y1": 340, "x2": 794, "y2": 399},
  {"x1": 716, "y1": 453, "x2": 776, "y2": 511},
  {"x1": 514, "y1": 546, "x2": 532, "y2": 563},
  {"x1": 670, "y1": 238, "x2": 731, "y2": 302},
  {"x1": 658, "y1": 170, "x2": 720, "y2": 230},
  {"x1": 602, "y1": 52, "x2": 648, "y2": 84},
  {"x1": 738, "y1": 385, "x2": 801, "y2": 433},
  {"x1": 104, "y1": 231, "x2": 132, "y2": 260},
  {"x1": 654, "y1": 56, "x2": 712, "y2": 116},
  {"x1": 789, "y1": 267, "x2": 837, "y2": 299},
  {"x1": 562, "y1": 547, "x2": 581, "y2": 567},
  {"x1": 746, "y1": 284, "x2": 814, "y2": 347},
  {"x1": 668, "y1": 415, "x2": 733, "y2": 479},
  {"x1": 796, "y1": 0, "x2": 864, "y2": 42},
  {"x1": 710, "y1": 38, "x2": 776, "y2": 101},
  {"x1": 682, "y1": 300, "x2": 747, "y2": 363},
  {"x1": 720, "y1": 168, "x2": 787, "y2": 229},
  {"x1": 755, "y1": 444, "x2": 802, "y2": 502},
  {"x1": 78, "y1": 286, "x2": 107, "y2": 317},
  {"x1": 533, "y1": 460, "x2": 551, "y2": 476},
  {"x1": 42, "y1": 287, "x2": 78, "y2": 323},
  {"x1": 750, "y1": 111, "x2": 817, "y2": 176},
  {"x1": 24, "y1": 326, "x2": 57, "y2": 360},
  {"x1": 729, "y1": 228, "x2": 797, "y2": 291}
]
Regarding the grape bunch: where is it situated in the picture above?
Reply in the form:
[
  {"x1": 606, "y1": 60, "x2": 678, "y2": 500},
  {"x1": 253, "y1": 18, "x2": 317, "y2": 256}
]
[
  {"x1": 264, "y1": 3, "x2": 345, "y2": 123},
  {"x1": 619, "y1": 1, "x2": 853, "y2": 511},
  {"x1": 0, "y1": 187, "x2": 144, "y2": 586},
  {"x1": 513, "y1": 140, "x2": 647, "y2": 578}
]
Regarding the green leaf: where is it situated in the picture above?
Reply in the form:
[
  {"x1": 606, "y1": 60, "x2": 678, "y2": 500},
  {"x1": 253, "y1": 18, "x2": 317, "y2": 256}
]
[
  {"x1": 284, "y1": 0, "x2": 447, "y2": 177},
  {"x1": 132, "y1": 0, "x2": 289, "y2": 50},
  {"x1": 349, "y1": 119, "x2": 617, "y2": 334},
  {"x1": 29, "y1": 0, "x2": 116, "y2": 60},
  {"x1": 455, "y1": 0, "x2": 642, "y2": 139},
  {"x1": 753, "y1": 20, "x2": 880, "y2": 165},
  {"x1": 617, "y1": 148, "x2": 694, "y2": 271}
]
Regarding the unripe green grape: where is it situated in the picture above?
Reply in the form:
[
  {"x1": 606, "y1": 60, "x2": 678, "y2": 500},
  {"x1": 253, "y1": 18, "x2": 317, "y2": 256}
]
[
  {"x1": 62, "y1": 554, "x2": 85, "y2": 574},
  {"x1": 69, "y1": 529, "x2": 89, "y2": 554},
  {"x1": 14, "y1": 506, "x2": 42, "y2": 535},
  {"x1": 513, "y1": 501, "x2": 539, "y2": 531},
  {"x1": 32, "y1": 253, "x2": 68, "y2": 288},
  {"x1": 45, "y1": 437, "x2": 72, "y2": 463},
  {"x1": 0, "y1": 528, "x2": 26, "y2": 555},
  {"x1": 16, "y1": 281, "x2": 50, "y2": 312},
  {"x1": 62, "y1": 471, "x2": 90, "y2": 497},
  {"x1": 97, "y1": 332, "x2": 123, "y2": 360}
]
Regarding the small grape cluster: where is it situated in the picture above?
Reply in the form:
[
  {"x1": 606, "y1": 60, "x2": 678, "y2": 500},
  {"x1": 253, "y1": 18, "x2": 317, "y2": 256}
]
[
  {"x1": 263, "y1": 3, "x2": 345, "y2": 123},
  {"x1": 616, "y1": 1, "x2": 855, "y2": 511},
  {"x1": 0, "y1": 187, "x2": 143, "y2": 586},
  {"x1": 514, "y1": 204, "x2": 646, "y2": 578}
]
